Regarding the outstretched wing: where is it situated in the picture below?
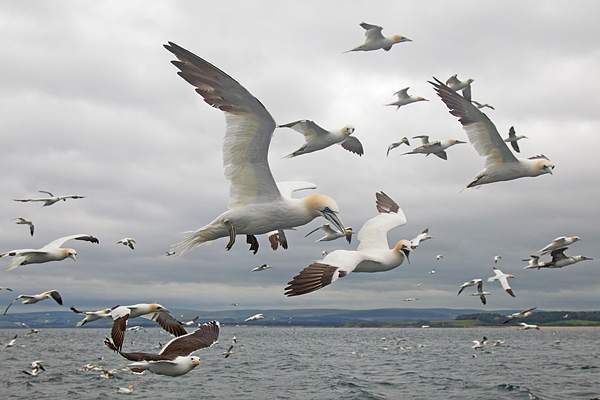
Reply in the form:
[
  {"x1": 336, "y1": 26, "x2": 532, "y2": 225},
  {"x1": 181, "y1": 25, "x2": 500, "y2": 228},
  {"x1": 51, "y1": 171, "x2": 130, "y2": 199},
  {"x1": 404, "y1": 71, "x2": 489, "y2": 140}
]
[
  {"x1": 360, "y1": 22, "x2": 384, "y2": 40},
  {"x1": 340, "y1": 136, "x2": 364, "y2": 156},
  {"x1": 160, "y1": 320, "x2": 220, "y2": 358},
  {"x1": 42, "y1": 234, "x2": 99, "y2": 249},
  {"x1": 357, "y1": 192, "x2": 406, "y2": 252},
  {"x1": 278, "y1": 120, "x2": 328, "y2": 142}
]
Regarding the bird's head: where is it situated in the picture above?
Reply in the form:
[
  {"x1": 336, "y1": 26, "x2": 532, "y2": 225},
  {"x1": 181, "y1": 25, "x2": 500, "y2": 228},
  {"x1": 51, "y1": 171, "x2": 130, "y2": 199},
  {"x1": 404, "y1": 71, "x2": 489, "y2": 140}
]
[
  {"x1": 67, "y1": 249, "x2": 77, "y2": 261},
  {"x1": 393, "y1": 35, "x2": 412, "y2": 43},
  {"x1": 150, "y1": 303, "x2": 165, "y2": 312},
  {"x1": 416, "y1": 97, "x2": 429, "y2": 102},
  {"x1": 449, "y1": 139, "x2": 466, "y2": 146},
  {"x1": 466, "y1": 78, "x2": 475, "y2": 85},
  {"x1": 394, "y1": 239, "x2": 413, "y2": 264},
  {"x1": 579, "y1": 256, "x2": 593, "y2": 261},
  {"x1": 306, "y1": 195, "x2": 346, "y2": 234},
  {"x1": 343, "y1": 125, "x2": 355, "y2": 135},
  {"x1": 534, "y1": 157, "x2": 555, "y2": 175},
  {"x1": 190, "y1": 356, "x2": 201, "y2": 366},
  {"x1": 571, "y1": 236, "x2": 582, "y2": 243}
]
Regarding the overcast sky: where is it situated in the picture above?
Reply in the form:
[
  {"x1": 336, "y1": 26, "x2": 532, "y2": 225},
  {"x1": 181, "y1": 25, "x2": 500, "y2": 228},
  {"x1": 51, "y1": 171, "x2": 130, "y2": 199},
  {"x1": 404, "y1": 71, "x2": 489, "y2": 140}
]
[{"x1": 0, "y1": 1, "x2": 598, "y2": 315}]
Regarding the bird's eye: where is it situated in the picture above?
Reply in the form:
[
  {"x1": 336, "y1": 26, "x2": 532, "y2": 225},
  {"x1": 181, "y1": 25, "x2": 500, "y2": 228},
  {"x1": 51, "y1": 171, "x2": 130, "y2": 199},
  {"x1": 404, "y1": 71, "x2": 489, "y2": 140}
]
[{"x1": 323, "y1": 207, "x2": 331, "y2": 213}]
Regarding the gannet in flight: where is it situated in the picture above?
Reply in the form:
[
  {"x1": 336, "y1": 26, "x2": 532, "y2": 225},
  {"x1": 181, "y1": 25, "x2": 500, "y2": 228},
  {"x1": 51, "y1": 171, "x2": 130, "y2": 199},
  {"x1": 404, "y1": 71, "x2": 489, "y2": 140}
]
[
  {"x1": 522, "y1": 255, "x2": 554, "y2": 270},
  {"x1": 519, "y1": 322, "x2": 540, "y2": 330},
  {"x1": 402, "y1": 135, "x2": 465, "y2": 160},
  {"x1": 503, "y1": 307, "x2": 537, "y2": 324},
  {"x1": 244, "y1": 313, "x2": 264, "y2": 322},
  {"x1": 70, "y1": 306, "x2": 113, "y2": 327},
  {"x1": 445, "y1": 74, "x2": 474, "y2": 102},
  {"x1": 251, "y1": 264, "x2": 271, "y2": 272},
  {"x1": 305, "y1": 224, "x2": 354, "y2": 244},
  {"x1": 471, "y1": 101, "x2": 495, "y2": 110},
  {"x1": 548, "y1": 247, "x2": 593, "y2": 268},
  {"x1": 4, "y1": 290, "x2": 63, "y2": 315},
  {"x1": 13, "y1": 191, "x2": 85, "y2": 207},
  {"x1": 278, "y1": 120, "x2": 363, "y2": 158},
  {"x1": 116, "y1": 238, "x2": 135, "y2": 250},
  {"x1": 487, "y1": 267, "x2": 516, "y2": 297},
  {"x1": 13, "y1": 218, "x2": 34, "y2": 236},
  {"x1": 470, "y1": 280, "x2": 490, "y2": 305},
  {"x1": 538, "y1": 236, "x2": 581, "y2": 255},
  {"x1": 164, "y1": 42, "x2": 346, "y2": 255},
  {"x1": 503, "y1": 126, "x2": 527, "y2": 153},
  {"x1": 410, "y1": 228, "x2": 431, "y2": 249},
  {"x1": 344, "y1": 22, "x2": 411, "y2": 53},
  {"x1": 386, "y1": 137, "x2": 410, "y2": 157},
  {"x1": 457, "y1": 279, "x2": 482, "y2": 296},
  {"x1": 384, "y1": 88, "x2": 428, "y2": 110}
]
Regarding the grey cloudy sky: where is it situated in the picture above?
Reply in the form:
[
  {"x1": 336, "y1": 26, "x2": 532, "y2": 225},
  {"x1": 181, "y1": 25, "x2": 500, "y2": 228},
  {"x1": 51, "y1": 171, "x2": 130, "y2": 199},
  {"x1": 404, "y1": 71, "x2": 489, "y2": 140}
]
[{"x1": 1, "y1": 0, "x2": 598, "y2": 314}]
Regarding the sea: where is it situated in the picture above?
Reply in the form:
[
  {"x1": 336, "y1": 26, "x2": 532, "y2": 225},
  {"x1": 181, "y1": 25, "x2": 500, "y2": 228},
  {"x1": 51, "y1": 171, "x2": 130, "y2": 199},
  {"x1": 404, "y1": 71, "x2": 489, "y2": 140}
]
[{"x1": 1, "y1": 326, "x2": 598, "y2": 399}]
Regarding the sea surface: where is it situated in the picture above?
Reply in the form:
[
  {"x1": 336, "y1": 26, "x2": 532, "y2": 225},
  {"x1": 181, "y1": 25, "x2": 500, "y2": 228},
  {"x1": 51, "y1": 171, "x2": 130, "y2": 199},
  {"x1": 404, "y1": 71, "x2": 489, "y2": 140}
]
[{"x1": 1, "y1": 326, "x2": 599, "y2": 399}]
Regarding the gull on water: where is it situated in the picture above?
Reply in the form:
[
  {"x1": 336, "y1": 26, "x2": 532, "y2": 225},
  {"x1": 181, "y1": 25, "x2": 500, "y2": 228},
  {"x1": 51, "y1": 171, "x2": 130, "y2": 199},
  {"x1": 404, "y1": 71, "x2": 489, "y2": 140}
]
[
  {"x1": 471, "y1": 101, "x2": 495, "y2": 110},
  {"x1": 13, "y1": 190, "x2": 85, "y2": 207},
  {"x1": 503, "y1": 126, "x2": 527, "y2": 153},
  {"x1": 105, "y1": 320, "x2": 220, "y2": 377},
  {"x1": 164, "y1": 42, "x2": 346, "y2": 255},
  {"x1": 519, "y1": 322, "x2": 540, "y2": 330},
  {"x1": 285, "y1": 192, "x2": 412, "y2": 297},
  {"x1": 402, "y1": 135, "x2": 466, "y2": 160},
  {"x1": 116, "y1": 238, "x2": 136, "y2": 250},
  {"x1": 70, "y1": 306, "x2": 113, "y2": 327},
  {"x1": 344, "y1": 22, "x2": 411, "y2": 53},
  {"x1": 547, "y1": 247, "x2": 593, "y2": 268},
  {"x1": 430, "y1": 78, "x2": 555, "y2": 188},
  {"x1": 244, "y1": 314, "x2": 264, "y2": 322},
  {"x1": 457, "y1": 279, "x2": 482, "y2": 296},
  {"x1": 503, "y1": 307, "x2": 537, "y2": 324},
  {"x1": 539, "y1": 236, "x2": 581, "y2": 255},
  {"x1": 305, "y1": 224, "x2": 354, "y2": 244},
  {"x1": 384, "y1": 88, "x2": 428, "y2": 110},
  {"x1": 410, "y1": 228, "x2": 431, "y2": 249},
  {"x1": 13, "y1": 218, "x2": 34, "y2": 236},
  {"x1": 117, "y1": 385, "x2": 133, "y2": 394},
  {"x1": 487, "y1": 267, "x2": 516, "y2": 297},
  {"x1": 445, "y1": 74, "x2": 474, "y2": 102},
  {"x1": 522, "y1": 255, "x2": 554, "y2": 270},
  {"x1": 1, "y1": 234, "x2": 99, "y2": 271},
  {"x1": 386, "y1": 137, "x2": 410, "y2": 157},
  {"x1": 4, "y1": 290, "x2": 63, "y2": 315},
  {"x1": 470, "y1": 280, "x2": 490, "y2": 305},
  {"x1": 278, "y1": 120, "x2": 363, "y2": 158},
  {"x1": 251, "y1": 264, "x2": 271, "y2": 272}
]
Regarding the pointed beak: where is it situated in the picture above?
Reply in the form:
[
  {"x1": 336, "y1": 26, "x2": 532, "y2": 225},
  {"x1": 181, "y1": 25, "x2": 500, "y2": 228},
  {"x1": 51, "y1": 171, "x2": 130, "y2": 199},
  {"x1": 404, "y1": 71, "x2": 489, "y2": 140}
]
[
  {"x1": 402, "y1": 246, "x2": 412, "y2": 264},
  {"x1": 401, "y1": 37, "x2": 412, "y2": 42},
  {"x1": 455, "y1": 140, "x2": 467, "y2": 144},
  {"x1": 194, "y1": 359, "x2": 201, "y2": 366},
  {"x1": 544, "y1": 165, "x2": 554, "y2": 175},
  {"x1": 323, "y1": 209, "x2": 346, "y2": 234},
  {"x1": 69, "y1": 254, "x2": 76, "y2": 262}
]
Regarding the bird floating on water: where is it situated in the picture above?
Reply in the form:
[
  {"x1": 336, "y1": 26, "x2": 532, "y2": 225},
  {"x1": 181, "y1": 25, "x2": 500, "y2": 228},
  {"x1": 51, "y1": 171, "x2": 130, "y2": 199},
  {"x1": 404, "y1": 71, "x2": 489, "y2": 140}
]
[
  {"x1": 386, "y1": 137, "x2": 410, "y2": 157},
  {"x1": 503, "y1": 126, "x2": 527, "y2": 153},
  {"x1": 13, "y1": 218, "x2": 34, "y2": 236},
  {"x1": 430, "y1": 77, "x2": 554, "y2": 188},
  {"x1": 487, "y1": 267, "x2": 516, "y2": 297},
  {"x1": 285, "y1": 192, "x2": 412, "y2": 297},
  {"x1": 384, "y1": 88, "x2": 428, "y2": 110},
  {"x1": 117, "y1": 385, "x2": 133, "y2": 394},
  {"x1": 402, "y1": 135, "x2": 465, "y2": 160},
  {"x1": 117, "y1": 238, "x2": 135, "y2": 250},
  {"x1": 13, "y1": 191, "x2": 85, "y2": 207},
  {"x1": 164, "y1": 42, "x2": 346, "y2": 255},
  {"x1": 539, "y1": 236, "x2": 581, "y2": 255},
  {"x1": 305, "y1": 224, "x2": 354, "y2": 244},
  {"x1": 344, "y1": 22, "x2": 411, "y2": 53},
  {"x1": 1, "y1": 234, "x2": 99, "y2": 271},
  {"x1": 4, "y1": 290, "x2": 63, "y2": 315},
  {"x1": 278, "y1": 120, "x2": 363, "y2": 158}
]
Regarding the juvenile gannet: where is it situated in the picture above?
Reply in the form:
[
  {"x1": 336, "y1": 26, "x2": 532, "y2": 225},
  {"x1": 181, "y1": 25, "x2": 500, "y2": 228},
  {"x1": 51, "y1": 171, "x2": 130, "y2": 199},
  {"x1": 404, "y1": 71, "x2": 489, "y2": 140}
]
[
  {"x1": 244, "y1": 313, "x2": 264, "y2": 322},
  {"x1": 410, "y1": 228, "x2": 431, "y2": 249},
  {"x1": 13, "y1": 190, "x2": 85, "y2": 207},
  {"x1": 457, "y1": 279, "x2": 482, "y2": 296},
  {"x1": 445, "y1": 74, "x2": 474, "y2": 102},
  {"x1": 344, "y1": 22, "x2": 411, "y2": 53},
  {"x1": 519, "y1": 322, "x2": 540, "y2": 330},
  {"x1": 548, "y1": 247, "x2": 593, "y2": 268},
  {"x1": 108, "y1": 303, "x2": 187, "y2": 351},
  {"x1": 117, "y1": 385, "x2": 133, "y2": 394},
  {"x1": 222, "y1": 345, "x2": 235, "y2": 358},
  {"x1": 251, "y1": 264, "x2": 271, "y2": 272},
  {"x1": 278, "y1": 120, "x2": 363, "y2": 158},
  {"x1": 522, "y1": 255, "x2": 554, "y2": 270},
  {"x1": 305, "y1": 224, "x2": 354, "y2": 244},
  {"x1": 402, "y1": 135, "x2": 466, "y2": 160},
  {"x1": 487, "y1": 267, "x2": 516, "y2": 297},
  {"x1": 1, "y1": 234, "x2": 100, "y2": 271},
  {"x1": 70, "y1": 306, "x2": 113, "y2": 326},
  {"x1": 105, "y1": 320, "x2": 220, "y2": 377},
  {"x1": 384, "y1": 88, "x2": 428, "y2": 110},
  {"x1": 430, "y1": 78, "x2": 555, "y2": 188},
  {"x1": 13, "y1": 217, "x2": 34, "y2": 236},
  {"x1": 503, "y1": 126, "x2": 527, "y2": 153},
  {"x1": 386, "y1": 137, "x2": 410, "y2": 157},
  {"x1": 164, "y1": 43, "x2": 346, "y2": 255},
  {"x1": 503, "y1": 307, "x2": 537, "y2": 324},
  {"x1": 285, "y1": 192, "x2": 412, "y2": 296},
  {"x1": 116, "y1": 238, "x2": 135, "y2": 250},
  {"x1": 4, "y1": 290, "x2": 63, "y2": 315},
  {"x1": 539, "y1": 236, "x2": 581, "y2": 255},
  {"x1": 470, "y1": 280, "x2": 490, "y2": 305},
  {"x1": 471, "y1": 101, "x2": 495, "y2": 110}
]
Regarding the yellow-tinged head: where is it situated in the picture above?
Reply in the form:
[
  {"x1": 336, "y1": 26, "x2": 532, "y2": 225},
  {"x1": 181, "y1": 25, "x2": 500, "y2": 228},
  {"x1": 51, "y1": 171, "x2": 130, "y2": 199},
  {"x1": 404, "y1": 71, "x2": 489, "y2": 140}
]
[
  {"x1": 537, "y1": 159, "x2": 555, "y2": 175},
  {"x1": 393, "y1": 239, "x2": 413, "y2": 263},
  {"x1": 393, "y1": 35, "x2": 412, "y2": 43},
  {"x1": 150, "y1": 303, "x2": 164, "y2": 312},
  {"x1": 64, "y1": 248, "x2": 77, "y2": 261},
  {"x1": 305, "y1": 194, "x2": 346, "y2": 233}
]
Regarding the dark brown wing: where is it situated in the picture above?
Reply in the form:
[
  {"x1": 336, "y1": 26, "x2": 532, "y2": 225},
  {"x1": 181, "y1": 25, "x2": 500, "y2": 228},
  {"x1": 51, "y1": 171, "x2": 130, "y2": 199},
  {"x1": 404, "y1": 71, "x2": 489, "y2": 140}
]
[
  {"x1": 284, "y1": 263, "x2": 345, "y2": 297},
  {"x1": 159, "y1": 320, "x2": 220, "y2": 358},
  {"x1": 151, "y1": 311, "x2": 188, "y2": 338},
  {"x1": 49, "y1": 291, "x2": 63, "y2": 305},
  {"x1": 104, "y1": 337, "x2": 169, "y2": 362},
  {"x1": 111, "y1": 314, "x2": 129, "y2": 351},
  {"x1": 375, "y1": 191, "x2": 399, "y2": 214}
]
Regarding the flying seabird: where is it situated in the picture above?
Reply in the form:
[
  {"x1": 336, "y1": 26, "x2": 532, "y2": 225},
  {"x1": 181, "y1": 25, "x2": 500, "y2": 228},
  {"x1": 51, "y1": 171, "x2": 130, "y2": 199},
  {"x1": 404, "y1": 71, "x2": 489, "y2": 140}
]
[
  {"x1": 251, "y1": 264, "x2": 271, "y2": 272},
  {"x1": 244, "y1": 314, "x2": 264, "y2": 322},
  {"x1": 430, "y1": 77, "x2": 555, "y2": 188},
  {"x1": 384, "y1": 88, "x2": 428, "y2": 110},
  {"x1": 436, "y1": 254, "x2": 443, "y2": 260},
  {"x1": 445, "y1": 74, "x2": 474, "y2": 102},
  {"x1": 105, "y1": 320, "x2": 220, "y2": 377},
  {"x1": 503, "y1": 126, "x2": 527, "y2": 153},
  {"x1": 179, "y1": 316, "x2": 199, "y2": 327},
  {"x1": 222, "y1": 345, "x2": 235, "y2": 358},
  {"x1": 70, "y1": 306, "x2": 113, "y2": 326},
  {"x1": 494, "y1": 255, "x2": 502, "y2": 263},
  {"x1": 522, "y1": 255, "x2": 554, "y2": 270},
  {"x1": 470, "y1": 280, "x2": 490, "y2": 305},
  {"x1": 428, "y1": 269, "x2": 436, "y2": 274},
  {"x1": 278, "y1": 120, "x2": 363, "y2": 158},
  {"x1": 1, "y1": 234, "x2": 99, "y2": 271},
  {"x1": 457, "y1": 279, "x2": 482, "y2": 296},
  {"x1": 471, "y1": 101, "x2": 495, "y2": 110},
  {"x1": 487, "y1": 267, "x2": 516, "y2": 297},
  {"x1": 402, "y1": 135, "x2": 466, "y2": 160},
  {"x1": 13, "y1": 217, "x2": 34, "y2": 236},
  {"x1": 285, "y1": 192, "x2": 412, "y2": 296},
  {"x1": 5, "y1": 334, "x2": 18, "y2": 348},
  {"x1": 403, "y1": 297, "x2": 419, "y2": 302},
  {"x1": 503, "y1": 307, "x2": 537, "y2": 324},
  {"x1": 13, "y1": 191, "x2": 85, "y2": 207},
  {"x1": 164, "y1": 42, "x2": 346, "y2": 255},
  {"x1": 344, "y1": 22, "x2": 411, "y2": 53},
  {"x1": 547, "y1": 247, "x2": 593, "y2": 268},
  {"x1": 519, "y1": 322, "x2": 540, "y2": 330},
  {"x1": 305, "y1": 224, "x2": 354, "y2": 244},
  {"x1": 0, "y1": 287, "x2": 12, "y2": 291},
  {"x1": 4, "y1": 290, "x2": 63, "y2": 315},
  {"x1": 410, "y1": 228, "x2": 431, "y2": 249},
  {"x1": 23, "y1": 360, "x2": 45, "y2": 376},
  {"x1": 116, "y1": 238, "x2": 136, "y2": 250},
  {"x1": 164, "y1": 251, "x2": 176, "y2": 256},
  {"x1": 539, "y1": 236, "x2": 581, "y2": 255},
  {"x1": 386, "y1": 137, "x2": 410, "y2": 157}
]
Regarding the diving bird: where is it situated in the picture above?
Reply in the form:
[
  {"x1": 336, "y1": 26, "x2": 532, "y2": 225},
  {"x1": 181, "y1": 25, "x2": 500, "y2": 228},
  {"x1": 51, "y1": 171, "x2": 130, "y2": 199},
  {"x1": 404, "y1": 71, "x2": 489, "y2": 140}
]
[
  {"x1": 457, "y1": 279, "x2": 482, "y2": 296},
  {"x1": 384, "y1": 88, "x2": 428, "y2": 110},
  {"x1": 278, "y1": 120, "x2": 363, "y2": 158},
  {"x1": 487, "y1": 267, "x2": 516, "y2": 297},
  {"x1": 470, "y1": 280, "x2": 490, "y2": 305},
  {"x1": 13, "y1": 191, "x2": 85, "y2": 207},
  {"x1": 445, "y1": 74, "x2": 474, "y2": 102},
  {"x1": 70, "y1": 306, "x2": 113, "y2": 327},
  {"x1": 1, "y1": 234, "x2": 100, "y2": 271},
  {"x1": 251, "y1": 264, "x2": 271, "y2": 272},
  {"x1": 4, "y1": 290, "x2": 63, "y2": 315},
  {"x1": 285, "y1": 192, "x2": 412, "y2": 297},
  {"x1": 222, "y1": 345, "x2": 234, "y2": 358},
  {"x1": 522, "y1": 255, "x2": 554, "y2": 270},
  {"x1": 13, "y1": 218, "x2": 34, "y2": 236},
  {"x1": 386, "y1": 137, "x2": 410, "y2": 157},
  {"x1": 519, "y1": 322, "x2": 540, "y2": 330},
  {"x1": 402, "y1": 135, "x2": 466, "y2": 160},
  {"x1": 539, "y1": 236, "x2": 581, "y2": 255},
  {"x1": 104, "y1": 320, "x2": 220, "y2": 377},
  {"x1": 430, "y1": 77, "x2": 555, "y2": 188},
  {"x1": 547, "y1": 247, "x2": 593, "y2": 268},
  {"x1": 344, "y1": 22, "x2": 411, "y2": 53},
  {"x1": 471, "y1": 101, "x2": 495, "y2": 110},
  {"x1": 116, "y1": 238, "x2": 135, "y2": 250},
  {"x1": 164, "y1": 42, "x2": 346, "y2": 255},
  {"x1": 503, "y1": 307, "x2": 537, "y2": 324},
  {"x1": 108, "y1": 303, "x2": 187, "y2": 351},
  {"x1": 503, "y1": 126, "x2": 527, "y2": 153},
  {"x1": 410, "y1": 228, "x2": 431, "y2": 249},
  {"x1": 305, "y1": 224, "x2": 354, "y2": 244},
  {"x1": 244, "y1": 314, "x2": 264, "y2": 322}
]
